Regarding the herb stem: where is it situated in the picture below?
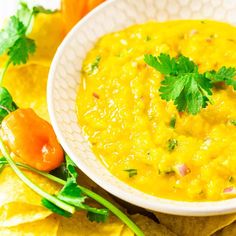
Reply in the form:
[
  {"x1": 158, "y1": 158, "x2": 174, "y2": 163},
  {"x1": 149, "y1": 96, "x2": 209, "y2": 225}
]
[
  {"x1": 0, "y1": 138, "x2": 75, "y2": 214},
  {"x1": 0, "y1": 158, "x2": 144, "y2": 236},
  {"x1": 0, "y1": 158, "x2": 65, "y2": 184},
  {"x1": 25, "y1": 12, "x2": 34, "y2": 35},
  {"x1": 78, "y1": 185, "x2": 144, "y2": 236},
  {"x1": 0, "y1": 59, "x2": 11, "y2": 85}
]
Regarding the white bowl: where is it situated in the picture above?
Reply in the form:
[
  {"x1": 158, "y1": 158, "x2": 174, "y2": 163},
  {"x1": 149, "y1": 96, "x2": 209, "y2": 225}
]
[{"x1": 48, "y1": 0, "x2": 236, "y2": 216}]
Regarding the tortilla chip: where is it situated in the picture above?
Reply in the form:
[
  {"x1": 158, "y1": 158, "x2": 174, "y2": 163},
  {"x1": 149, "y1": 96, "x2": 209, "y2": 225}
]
[
  {"x1": 120, "y1": 214, "x2": 177, "y2": 236},
  {"x1": 0, "y1": 214, "x2": 59, "y2": 236},
  {"x1": 0, "y1": 202, "x2": 51, "y2": 227},
  {"x1": 0, "y1": 167, "x2": 60, "y2": 226},
  {"x1": 3, "y1": 65, "x2": 50, "y2": 121},
  {"x1": 29, "y1": 13, "x2": 66, "y2": 66},
  {"x1": 213, "y1": 222, "x2": 236, "y2": 236},
  {"x1": 154, "y1": 212, "x2": 236, "y2": 236},
  {"x1": 0, "y1": 167, "x2": 60, "y2": 206},
  {"x1": 57, "y1": 211, "x2": 127, "y2": 236}
]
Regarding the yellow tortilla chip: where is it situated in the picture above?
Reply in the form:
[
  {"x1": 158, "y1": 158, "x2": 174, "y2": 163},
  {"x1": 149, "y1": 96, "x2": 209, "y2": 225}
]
[
  {"x1": 120, "y1": 214, "x2": 177, "y2": 236},
  {"x1": 0, "y1": 167, "x2": 60, "y2": 206},
  {"x1": 154, "y1": 212, "x2": 236, "y2": 236},
  {"x1": 3, "y1": 65, "x2": 50, "y2": 121},
  {"x1": 0, "y1": 167, "x2": 60, "y2": 226},
  {"x1": 0, "y1": 214, "x2": 59, "y2": 236},
  {"x1": 0, "y1": 202, "x2": 51, "y2": 227},
  {"x1": 57, "y1": 211, "x2": 126, "y2": 236},
  {"x1": 57, "y1": 211, "x2": 176, "y2": 236},
  {"x1": 29, "y1": 13, "x2": 65, "y2": 66},
  {"x1": 132, "y1": 214, "x2": 177, "y2": 236},
  {"x1": 213, "y1": 222, "x2": 236, "y2": 236}
]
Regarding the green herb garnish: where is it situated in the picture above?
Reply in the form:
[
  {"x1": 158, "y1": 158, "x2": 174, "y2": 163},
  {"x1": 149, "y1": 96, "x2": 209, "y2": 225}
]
[
  {"x1": 0, "y1": 3, "x2": 144, "y2": 235},
  {"x1": 0, "y1": 3, "x2": 54, "y2": 83},
  {"x1": 124, "y1": 169, "x2": 138, "y2": 178},
  {"x1": 169, "y1": 116, "x2": 176, "y2": 128},
  {"x1": 144, "y1": 53, "x2": 236, "y2": 115},
  {"x1": 0, "y1": 143, "x2": 144, "y2": 235},
  {"x1": 205, "y1": 66, "x2": 236, "y2": 90},
  {"x1": 168, "y1": 139, "x2": 178, "y2": 151},
  {"x1": 229, "y1": 176, "x2": 234, "y2": 183},
  {"x1": 90, "y1": 56, "x2": 101, "y2": 74},
  {"x1": 0, "y1": 87, "x2": 18, "y2": 122},
  {"x1": 230, "y1": 120, "x2": 236, "y2": 126}
]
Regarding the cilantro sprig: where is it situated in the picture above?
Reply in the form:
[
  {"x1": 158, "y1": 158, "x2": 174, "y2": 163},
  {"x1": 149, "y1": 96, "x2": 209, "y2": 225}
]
[
  {"x1": 0, "y1": 150, "x2": 144, "y2": 235},
  {"x1": 205, "y1": 66, "x2": 236, "y2": 89},
  {"x1": 0, "y1": 3, "x2": 53, "y2": 83},
  {"x1": 144, "y1": 53, "x2": 236, "y2": 115},
  {"x1": 0, "y1": 3, "x2": 144, "y2": 235}
]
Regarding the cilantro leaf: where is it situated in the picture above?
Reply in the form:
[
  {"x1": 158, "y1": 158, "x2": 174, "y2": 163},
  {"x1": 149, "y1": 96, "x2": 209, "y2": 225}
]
[
  {"x1": 145, "y1": 53, "x2": 213, "y2": 115},
  {"x1": 0, "y1": 156, "x2": 6, "y2": 173},
  {"x1": 0, "y1": 87, "x2": 18, "y2": 122},
  {"x1": 58, "y1": 158, "x2": 110, "y2": 223},
  {"x1": 50, "y1": 162, "x2": 68, "y2": 180},
  {"x1": 57, "y1": 178, "x2": 87, "y2": 207},
  {"x1": 16, "y1": 2, "x2": 32, "y2": 26},
  {"x1": 144, "y1": 53, "x2": 177, "y2": 75},
  {"x1": 65, "y1": 154, "x2": 78, "y2": 180},
  {"x1": 230, "y1": 120, "x2": 236, "y2": 126},
  {"x1": 206, "y1": 66, "x2": 236, "y2": 90},
  {"x1": 0, "y1": 2, "x2": 54, "y2": 84},
  {"x1": 41, "y1": 198, "x2": 72, "y2": 218},
  {"x1": 8, "y1": 37, "x2": 36, "y2": 65},
  {"x1": 87, "y1": 211, "x2": 109, "y2": 223},
  {"x1": 0, "y1": 16, "x2": 26, "y2": 56},
  {"x1": 33, "y1": 6, "x2": 55, "y2": 15}
]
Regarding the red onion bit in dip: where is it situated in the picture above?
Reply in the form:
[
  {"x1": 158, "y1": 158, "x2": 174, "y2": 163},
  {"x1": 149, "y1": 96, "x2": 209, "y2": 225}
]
[
  {"x1": 223, "y1": 186, "x2": 236, "y2": 195},
  {"x1": 175, "y1": 164, "x2": 191, "y2": 177}
]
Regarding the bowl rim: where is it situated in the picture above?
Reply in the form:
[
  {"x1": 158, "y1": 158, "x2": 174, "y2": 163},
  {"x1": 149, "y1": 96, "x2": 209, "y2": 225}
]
[{"x1": 48, "y1": 0, "x2": 236, "y2": 216}]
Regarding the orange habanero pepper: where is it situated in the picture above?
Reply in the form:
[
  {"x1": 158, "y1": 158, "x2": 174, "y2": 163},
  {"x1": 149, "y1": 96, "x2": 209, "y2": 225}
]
[{"x1": 1, "y1": 108, "x2": 64, "y2": 172}]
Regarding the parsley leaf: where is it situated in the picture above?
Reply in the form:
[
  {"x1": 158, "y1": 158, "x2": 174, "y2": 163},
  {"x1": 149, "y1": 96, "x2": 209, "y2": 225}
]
[{"x1": 145, "y1": 53, "x2": 213, "y2": 115}]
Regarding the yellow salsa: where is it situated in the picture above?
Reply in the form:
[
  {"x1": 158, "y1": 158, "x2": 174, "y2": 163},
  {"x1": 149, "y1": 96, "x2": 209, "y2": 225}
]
[{"x1": 77, "y1": 20, "x2": 236, "y2": 201}]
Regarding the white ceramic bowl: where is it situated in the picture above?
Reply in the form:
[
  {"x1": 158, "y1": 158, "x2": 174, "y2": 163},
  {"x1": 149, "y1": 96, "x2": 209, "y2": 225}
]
[{"x1": 48, "y1": 0, "x2": 236, "y2": 216}]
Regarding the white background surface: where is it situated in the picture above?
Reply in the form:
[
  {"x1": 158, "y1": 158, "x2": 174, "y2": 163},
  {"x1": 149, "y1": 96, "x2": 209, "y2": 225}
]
[{"x1": 0, "y1": 0, "x2": 60, "y2": 28}]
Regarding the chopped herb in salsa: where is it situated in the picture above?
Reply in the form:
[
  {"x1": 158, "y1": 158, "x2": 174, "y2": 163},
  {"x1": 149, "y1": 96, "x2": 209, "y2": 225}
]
[
  {"x1": 168, "y1": 139, "x2": 178, "y2": 151},
  {"x1": 124, "y1": 169, "x2": 138, "y2": 177}
]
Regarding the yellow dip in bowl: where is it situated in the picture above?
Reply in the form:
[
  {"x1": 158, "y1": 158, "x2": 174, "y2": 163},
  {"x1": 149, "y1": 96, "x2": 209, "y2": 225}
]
[{"x1": 77, "y1": 20, "x2": 236, "y2": 202}]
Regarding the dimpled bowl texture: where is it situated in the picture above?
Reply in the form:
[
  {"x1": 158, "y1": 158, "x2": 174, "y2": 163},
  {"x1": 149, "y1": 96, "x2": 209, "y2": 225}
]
[{"x1": 48, "y1": 0, "x2": 236, "y2": 216}]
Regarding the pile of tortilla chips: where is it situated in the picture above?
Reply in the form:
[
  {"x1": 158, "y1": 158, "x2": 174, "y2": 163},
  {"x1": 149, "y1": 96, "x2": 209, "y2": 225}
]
[{"x1": 1, "y1": 6, "x2": 236, "y2": 236}]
